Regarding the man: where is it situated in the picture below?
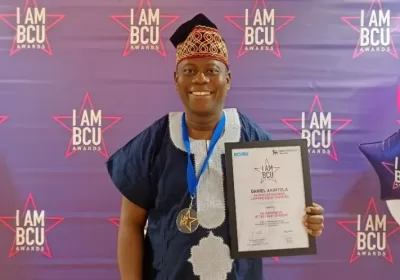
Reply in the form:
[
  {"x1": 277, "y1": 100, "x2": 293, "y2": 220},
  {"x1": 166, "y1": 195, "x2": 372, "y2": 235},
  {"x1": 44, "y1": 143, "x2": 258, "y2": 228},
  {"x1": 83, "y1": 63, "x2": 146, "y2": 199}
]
[{"x1": 106, "y1": 13, "x2": 324, "y2": 280}]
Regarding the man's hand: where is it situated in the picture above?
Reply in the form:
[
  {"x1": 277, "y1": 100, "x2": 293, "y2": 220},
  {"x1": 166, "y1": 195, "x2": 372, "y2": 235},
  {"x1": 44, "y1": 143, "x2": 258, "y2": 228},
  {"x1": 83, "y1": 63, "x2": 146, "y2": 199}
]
[{"x1": 303, "y1": 202, "x2": 324, "y2": 237}]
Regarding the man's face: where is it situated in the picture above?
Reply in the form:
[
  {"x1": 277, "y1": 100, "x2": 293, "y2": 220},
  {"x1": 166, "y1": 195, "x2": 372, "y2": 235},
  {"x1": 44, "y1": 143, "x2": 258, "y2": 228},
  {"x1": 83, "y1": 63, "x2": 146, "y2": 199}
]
[{"x1": 174, "y1": 58, "x2": 231, "y2": 116}]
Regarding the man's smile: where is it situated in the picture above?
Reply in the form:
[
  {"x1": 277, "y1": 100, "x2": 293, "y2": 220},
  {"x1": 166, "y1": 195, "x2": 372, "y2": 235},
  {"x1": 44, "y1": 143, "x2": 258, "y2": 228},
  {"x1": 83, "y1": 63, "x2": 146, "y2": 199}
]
[{"x1": 189, "y1": 91, "x2": 212, "y2": 96}]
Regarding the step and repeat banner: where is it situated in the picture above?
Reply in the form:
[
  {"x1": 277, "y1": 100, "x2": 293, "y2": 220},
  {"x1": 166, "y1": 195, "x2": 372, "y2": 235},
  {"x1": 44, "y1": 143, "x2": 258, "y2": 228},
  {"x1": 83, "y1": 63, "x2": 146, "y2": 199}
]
[{"x1": 0, "y1": 0, "x2": 400, "y2": 279}]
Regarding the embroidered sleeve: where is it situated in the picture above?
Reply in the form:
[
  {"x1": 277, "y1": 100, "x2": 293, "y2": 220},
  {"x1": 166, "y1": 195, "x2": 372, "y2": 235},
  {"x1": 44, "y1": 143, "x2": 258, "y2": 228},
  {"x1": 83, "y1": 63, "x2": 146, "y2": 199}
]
[
  {"x1": 256, "y1": 129, "x2": 271, "y2": 141},
  {"x1": 251, "y1": 120, "x2": 271, "y2": 141},
  {"x1": 106, "y1": 127, "x2": 156, "y2": 210}
]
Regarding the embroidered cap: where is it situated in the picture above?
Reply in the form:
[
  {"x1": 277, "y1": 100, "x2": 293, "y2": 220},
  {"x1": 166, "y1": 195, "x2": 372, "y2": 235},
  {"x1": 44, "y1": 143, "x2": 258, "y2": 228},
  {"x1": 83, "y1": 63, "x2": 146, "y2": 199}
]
[{"x1": 170, "y1": 13, "x2": 229, "y2": 66}]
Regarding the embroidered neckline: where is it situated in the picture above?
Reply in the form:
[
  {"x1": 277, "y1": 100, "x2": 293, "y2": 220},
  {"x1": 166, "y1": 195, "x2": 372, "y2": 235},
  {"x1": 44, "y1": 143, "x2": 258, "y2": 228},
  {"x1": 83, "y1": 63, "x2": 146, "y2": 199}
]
[
  {"x1": 167, "y1": 108, "x2": 242, "y2": 280},
  {"x1": 168, "y1": 108, "x2": 241, "y2": 152}
]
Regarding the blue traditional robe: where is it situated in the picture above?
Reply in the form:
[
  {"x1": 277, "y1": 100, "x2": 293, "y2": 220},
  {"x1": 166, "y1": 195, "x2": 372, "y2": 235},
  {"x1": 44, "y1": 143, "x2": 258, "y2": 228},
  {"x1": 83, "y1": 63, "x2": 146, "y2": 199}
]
[{"x1": 107, "y1": 108, "x2": 271, "y2": 280}]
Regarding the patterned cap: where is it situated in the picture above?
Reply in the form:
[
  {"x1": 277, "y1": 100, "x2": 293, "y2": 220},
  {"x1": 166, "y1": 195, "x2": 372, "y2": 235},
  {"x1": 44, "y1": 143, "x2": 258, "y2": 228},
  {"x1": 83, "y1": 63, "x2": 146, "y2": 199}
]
[{"x1": 170, "y1": 13, "x2": 229, "y2": 66}]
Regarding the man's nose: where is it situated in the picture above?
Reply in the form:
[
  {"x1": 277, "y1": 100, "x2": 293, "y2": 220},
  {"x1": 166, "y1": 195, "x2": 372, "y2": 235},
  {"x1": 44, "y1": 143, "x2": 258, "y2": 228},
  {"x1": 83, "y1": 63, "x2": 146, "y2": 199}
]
[{"x1": 192, "y1": 72, "x2": 209, "y2": 84}]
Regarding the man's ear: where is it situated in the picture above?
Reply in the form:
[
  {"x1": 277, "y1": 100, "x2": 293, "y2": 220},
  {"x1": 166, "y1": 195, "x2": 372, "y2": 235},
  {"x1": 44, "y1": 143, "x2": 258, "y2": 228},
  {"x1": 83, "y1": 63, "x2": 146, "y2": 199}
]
[
  {"x1": 226, "y1": 71, "x2": 231, "y2": 91},
  {"x1": 174, "y1": 71, "x2": 178, "y2": 89}
]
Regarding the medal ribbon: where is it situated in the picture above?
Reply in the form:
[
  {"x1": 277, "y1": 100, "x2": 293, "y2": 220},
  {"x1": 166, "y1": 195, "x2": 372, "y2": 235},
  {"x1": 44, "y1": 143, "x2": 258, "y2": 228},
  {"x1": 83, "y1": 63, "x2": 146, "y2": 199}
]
[{"x1": 181, "y1": 112, "x2": 226, "y2": 198}]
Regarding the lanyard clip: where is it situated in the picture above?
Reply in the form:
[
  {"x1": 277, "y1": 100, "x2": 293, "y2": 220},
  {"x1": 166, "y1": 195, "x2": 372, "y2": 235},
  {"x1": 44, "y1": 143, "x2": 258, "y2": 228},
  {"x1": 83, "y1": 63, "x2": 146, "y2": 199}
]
[{"x1": 189, "y1": 195, "x2": 195, "y2": 210}]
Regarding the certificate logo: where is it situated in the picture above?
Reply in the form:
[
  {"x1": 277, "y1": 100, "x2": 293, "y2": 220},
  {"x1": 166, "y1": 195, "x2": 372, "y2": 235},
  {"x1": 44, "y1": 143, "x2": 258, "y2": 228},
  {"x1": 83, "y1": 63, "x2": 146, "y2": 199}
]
[
  {"x1": 53, "y1": 92, "x2": 122, "y2": 159},
  {"x1": 337, "y1": 197, "x2": 400, "y2": 264},
  {"x1": 252, "y1": 157, "x2": 287, "y2": 202},
  {"x1": 272, "y1": 148, "x2": 298, "y2": 155},
  {"x1": 0, "y1": 193, "x2": 64, "y2": 259},
  {"x1": 340, "y1": 0, "x2": 400, "y2": 59},
  {"x1": 255, "y1": 157, "x2": 279, "y2": 183},
  {"x1": 225, "y1": 0, "x2": 295, "y2": 58},
  {"x1": 110, "y1": 0, "x2": 179, "y2": 57},
  {"x1": 0, "y1": 0, "x2": 65, "y2": 56},
  {"x1": 233, "y1": 151, "x2": 249, "y2": 157},
  {"x1": 281, "y1": 95, "x2": 352, "y2": 161}
]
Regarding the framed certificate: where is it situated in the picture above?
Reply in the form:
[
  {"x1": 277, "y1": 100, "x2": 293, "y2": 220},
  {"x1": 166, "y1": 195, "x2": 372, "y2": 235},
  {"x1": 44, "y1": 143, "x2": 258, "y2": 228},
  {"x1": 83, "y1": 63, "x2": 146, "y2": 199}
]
[{"x1": 224, "y1": 139, "x2": 317, "y2": 259}]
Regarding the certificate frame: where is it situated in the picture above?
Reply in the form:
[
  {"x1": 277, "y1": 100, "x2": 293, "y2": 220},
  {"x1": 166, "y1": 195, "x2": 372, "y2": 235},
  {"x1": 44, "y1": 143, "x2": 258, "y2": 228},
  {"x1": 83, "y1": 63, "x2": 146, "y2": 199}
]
[{"x1": 224, "y1": 139, "x2": 317, "y2": 259}]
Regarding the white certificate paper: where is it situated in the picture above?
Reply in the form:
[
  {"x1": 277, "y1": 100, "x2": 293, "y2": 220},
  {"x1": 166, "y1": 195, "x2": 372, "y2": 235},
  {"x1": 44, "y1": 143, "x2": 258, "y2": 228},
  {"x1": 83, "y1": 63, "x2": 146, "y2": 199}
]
[{"x1": 225, "y1": 140, "x2": 315, "y2": 257}]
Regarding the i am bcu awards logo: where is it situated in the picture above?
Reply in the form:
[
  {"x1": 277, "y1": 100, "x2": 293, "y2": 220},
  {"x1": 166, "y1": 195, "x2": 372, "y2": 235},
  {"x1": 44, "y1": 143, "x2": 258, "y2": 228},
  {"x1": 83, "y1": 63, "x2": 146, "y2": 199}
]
[
  {"x1": 225, "y1": 0, "x2": 295, "y2": 58},
  {"x1": 110, "y1": 0, "x2": 180, "y2": 57},
  {"x1": 337, "y1": 197, "x2": 400, "y2": 264},
  {"x1": 382, "y1": 156, "x2": 400, "y2": 190},
  {"x1": 53, "y1": 92, "x2": 122, "y2": 159},
  {"x1": 0, "y1": 193, "x2": 64, "y2": 259},
  {"x1": 253, "y1": 157, "x2": 289, "y2": 203},
  {"x1": 281, "y1": 95, "x2": 352, "y2": 161},
  {"x1": 254, "y1": 157, "x2": 279, "y2": 184},
  {"x1": 341, "y1": 0, "x2": 400, "y2": 59},
  {"x1": 380, "y1": 153, "x2": 400, "y2": 232},
  {"x1": 0, "y1": 0, "x2": 65, "y2": 56}
]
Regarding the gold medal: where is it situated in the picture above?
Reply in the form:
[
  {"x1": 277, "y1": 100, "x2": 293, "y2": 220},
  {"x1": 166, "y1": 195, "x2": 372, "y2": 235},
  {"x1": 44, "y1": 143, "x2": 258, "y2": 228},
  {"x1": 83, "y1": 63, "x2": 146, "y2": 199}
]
[{"x1": 176, "y1": 207, "x2": 199, "y2": 234}]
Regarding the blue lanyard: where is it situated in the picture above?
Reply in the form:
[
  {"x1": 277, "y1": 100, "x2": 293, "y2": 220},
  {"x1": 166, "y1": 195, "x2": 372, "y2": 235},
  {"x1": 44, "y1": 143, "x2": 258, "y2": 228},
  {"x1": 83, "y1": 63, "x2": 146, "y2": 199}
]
[{"x1": 181, "y1": 112, "x2": 226, "y2": 197}]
